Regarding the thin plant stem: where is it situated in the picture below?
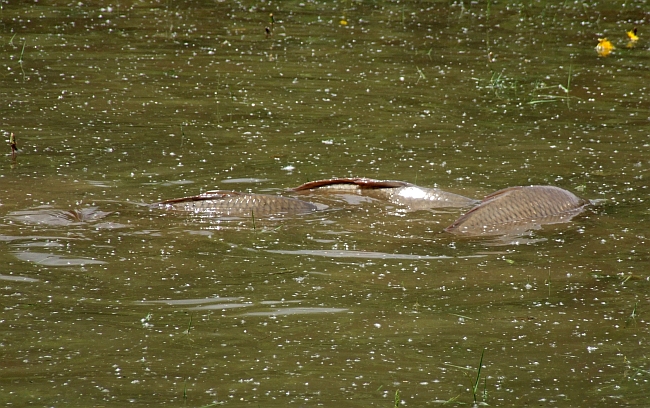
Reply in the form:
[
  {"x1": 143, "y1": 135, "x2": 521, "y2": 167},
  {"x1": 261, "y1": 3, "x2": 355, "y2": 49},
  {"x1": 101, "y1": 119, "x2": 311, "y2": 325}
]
[
  {"x1": 19, "y1": 40, "x2": 26, "y2": 63},
  {"x1": 186, "y1": 314, "x2": 193, "y2": 334},
  {"x1": 472, "y1": 349, "x2": 486, "y2": 403},
  {"x1": 416, "y1": 66, "x2": 426, "y2": 84},
  {"x1": 19, "y1": 39, "x2": 26, "y2": 80},
  {"x1": 566, "y1": 64, "x2": 572, "y2": 108}
]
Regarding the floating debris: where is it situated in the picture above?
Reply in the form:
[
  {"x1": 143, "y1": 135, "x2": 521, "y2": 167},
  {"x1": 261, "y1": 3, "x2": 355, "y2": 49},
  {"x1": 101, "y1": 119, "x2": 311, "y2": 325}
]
[
  {"x1": 627, "y1": 27, "x2": 639, "y2": 42},
  {"x1": 9, "y1": 132, "x2": 17, "y2": 158},
  {"x1": 626, "y1": 27, "x2": 639, "y2": 48},
  {"x1": 596, "y1": 38, "x2": 615, "y2": 57}
]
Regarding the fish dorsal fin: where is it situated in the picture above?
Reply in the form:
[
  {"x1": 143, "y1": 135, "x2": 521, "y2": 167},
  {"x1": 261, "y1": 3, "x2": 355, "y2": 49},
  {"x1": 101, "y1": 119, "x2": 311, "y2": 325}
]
[{"x1": 291, "y1": 178, "x2": 410, "y2": 191}]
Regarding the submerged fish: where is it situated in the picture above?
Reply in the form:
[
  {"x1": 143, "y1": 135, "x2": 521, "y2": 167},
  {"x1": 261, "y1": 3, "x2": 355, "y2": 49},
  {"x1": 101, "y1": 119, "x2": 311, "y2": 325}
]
[
  {"x1": 157, "y1": 190, "x2": 318, "y2": 217},
  {"x1": 444, "y1": 186, "x2": 590, "y2": 236},
  {"x1": 291, "y1": 178, "x2": 478, "y2": 209},
  {"x1": 7, "y1": 207, "x2": 111, "y2": 226}
]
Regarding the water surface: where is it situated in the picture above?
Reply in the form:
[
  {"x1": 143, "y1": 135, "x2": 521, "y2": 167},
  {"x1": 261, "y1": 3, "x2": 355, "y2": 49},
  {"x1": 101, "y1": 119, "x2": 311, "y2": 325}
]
[{"x1": 1, "y1": 1, "x2": 649, "y2": 406}]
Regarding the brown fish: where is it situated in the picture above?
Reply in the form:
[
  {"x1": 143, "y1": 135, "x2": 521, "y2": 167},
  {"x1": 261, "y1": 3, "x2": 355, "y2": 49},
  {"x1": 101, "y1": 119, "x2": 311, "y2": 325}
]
[
  {"x1": 157, "y1": 190, "x2": 318, "y2": 217},
  {"x1": 291, "y1": 178, "x2": 477, "y2": 209},
  {"x1": 444, "y1": 186, "x2": 590, "y2": 236}
]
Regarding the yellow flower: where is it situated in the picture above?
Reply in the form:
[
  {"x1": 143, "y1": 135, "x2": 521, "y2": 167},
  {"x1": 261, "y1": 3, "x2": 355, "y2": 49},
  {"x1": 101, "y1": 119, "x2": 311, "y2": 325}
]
[
  {"x1": 626, "y1": 28, "x2": 639, "y2": 48},
  {"x1": 596, "y1": 38, "x2": 615, "y2": 57},
  {"x1": 627, "y1": 28, "x2": 639, "y2": 42},
  {"x1": 340, "y1": 19, "x2": 348, "y2": 26}
]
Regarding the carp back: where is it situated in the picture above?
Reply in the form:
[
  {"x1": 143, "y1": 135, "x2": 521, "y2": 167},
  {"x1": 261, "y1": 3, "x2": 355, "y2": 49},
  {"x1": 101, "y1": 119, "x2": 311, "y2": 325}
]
[
  {"x1": 445, "y1": 186, "x2": 589, "y2": 236},
  {"x1": 157, "y1": 190, "x2": 317, "y2": 217}
]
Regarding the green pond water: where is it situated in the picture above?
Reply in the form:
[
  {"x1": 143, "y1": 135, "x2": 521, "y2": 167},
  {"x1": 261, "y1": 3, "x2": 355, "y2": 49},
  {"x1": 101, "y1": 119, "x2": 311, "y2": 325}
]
[{"x1": 1, "y1": 1, "x2": 649, "y2": 406}]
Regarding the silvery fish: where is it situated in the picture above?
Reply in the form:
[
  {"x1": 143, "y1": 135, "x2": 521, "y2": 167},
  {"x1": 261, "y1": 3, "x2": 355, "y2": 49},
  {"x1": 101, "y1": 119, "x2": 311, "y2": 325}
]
[{"x1": 291, "y1": 178, "x2": 478, "y2": 209}]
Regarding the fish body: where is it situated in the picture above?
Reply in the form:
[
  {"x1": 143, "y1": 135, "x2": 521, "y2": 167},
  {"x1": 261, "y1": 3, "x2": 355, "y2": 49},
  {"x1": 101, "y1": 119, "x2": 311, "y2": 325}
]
[
  {"x1": 388, "y1": 185, "x2": 479, "y2": 209},
  {"x1": 445, "y1": 186, "x2": 589, "y2": 236},
  {"x1": 291, "y1": 178, "x2": 477, "y2": 209},
  {"x1": 157, "y1": 190, "x2": 317, "y2": 217},
  {"x1": 8, "y1": 207, "x2": 111, "y2": 226}
]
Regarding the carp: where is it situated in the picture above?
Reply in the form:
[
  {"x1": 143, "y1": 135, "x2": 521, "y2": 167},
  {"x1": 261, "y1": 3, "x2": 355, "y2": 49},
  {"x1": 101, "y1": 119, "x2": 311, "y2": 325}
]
[
  {"x1": 157, "y1": 190, "x2": 317, "y2": 217},
  {"x1": 445, "y1": 186, "x2": 590, "y2": 236},
  {"x1": 291, "y1": 178, "x2": 478, "y2": 209}
]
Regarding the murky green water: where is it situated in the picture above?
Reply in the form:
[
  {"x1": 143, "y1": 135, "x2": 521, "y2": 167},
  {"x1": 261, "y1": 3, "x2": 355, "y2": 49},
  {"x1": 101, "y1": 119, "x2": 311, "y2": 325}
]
[{"x1": 2, "y1": 1, "x2": 649, "y2": 406}]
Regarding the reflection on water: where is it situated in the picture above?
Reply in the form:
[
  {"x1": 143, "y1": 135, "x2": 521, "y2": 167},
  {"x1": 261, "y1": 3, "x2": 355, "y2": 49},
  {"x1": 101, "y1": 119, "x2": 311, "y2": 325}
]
[
  {"x1": 242, "y1": 307, "x2": 349, "y2": 316},
  {"x1": 12, "y1": 251, "x2": 107, "y2": 266},
  {"x1": 138, "y1": 297, "x2": 244, "y2": 306},
  {"x1": 0, "y1": 274, "x2": 39, "y2": 283},
  {"x1": 267, "y1": 248, "x2": 485, "y2": 260},
  {"x1": 1, "y1": 1, "x2": 649, "y2": 407},
  {"x1": 221, "y1": 178, "x2": 271, "y2": 184}
]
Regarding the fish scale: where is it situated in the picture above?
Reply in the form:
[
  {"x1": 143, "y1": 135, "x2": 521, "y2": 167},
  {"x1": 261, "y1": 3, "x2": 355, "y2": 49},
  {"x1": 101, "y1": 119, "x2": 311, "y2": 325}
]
[
  {"x1": 157, "y1": 191, "x2": 317, "y2": 217},
  {"x1": 156, "y1": 183, "x2": 589, "y2": 237},
  {"x1": 445, "y1": 185, "x2": 589, "y2": 236}
]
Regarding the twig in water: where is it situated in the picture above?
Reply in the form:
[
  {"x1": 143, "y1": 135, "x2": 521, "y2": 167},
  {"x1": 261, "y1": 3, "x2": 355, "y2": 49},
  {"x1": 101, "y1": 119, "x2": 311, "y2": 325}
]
[
  {"x1": 10, "y1": 133, "x2": 17, "y2": 158},
  {"x1": 265, "y1": 13, "x2": 274, "y2": 37}
]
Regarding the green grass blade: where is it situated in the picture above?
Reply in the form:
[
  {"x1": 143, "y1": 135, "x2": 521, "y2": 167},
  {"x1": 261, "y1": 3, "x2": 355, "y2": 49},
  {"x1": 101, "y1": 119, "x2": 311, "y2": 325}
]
[{"x1": 473, "y1": 349, "x2": 486, "y2": 402}]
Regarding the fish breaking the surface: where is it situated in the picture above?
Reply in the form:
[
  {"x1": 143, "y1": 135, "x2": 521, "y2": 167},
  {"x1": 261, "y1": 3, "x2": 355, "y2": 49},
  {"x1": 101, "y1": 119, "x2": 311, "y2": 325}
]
[
  {"x1": 444, "y1": 186, "x2": 590, "y2": 236},
  {"x1": 156, "y1": 181, "x2": 591, "y2": 238},
  {"x1": 291, "y1": 178, "x2": 478, "y2": 209},
  {"x1": 157, "y1": 190, "x2": 318, "y2": 217}
]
